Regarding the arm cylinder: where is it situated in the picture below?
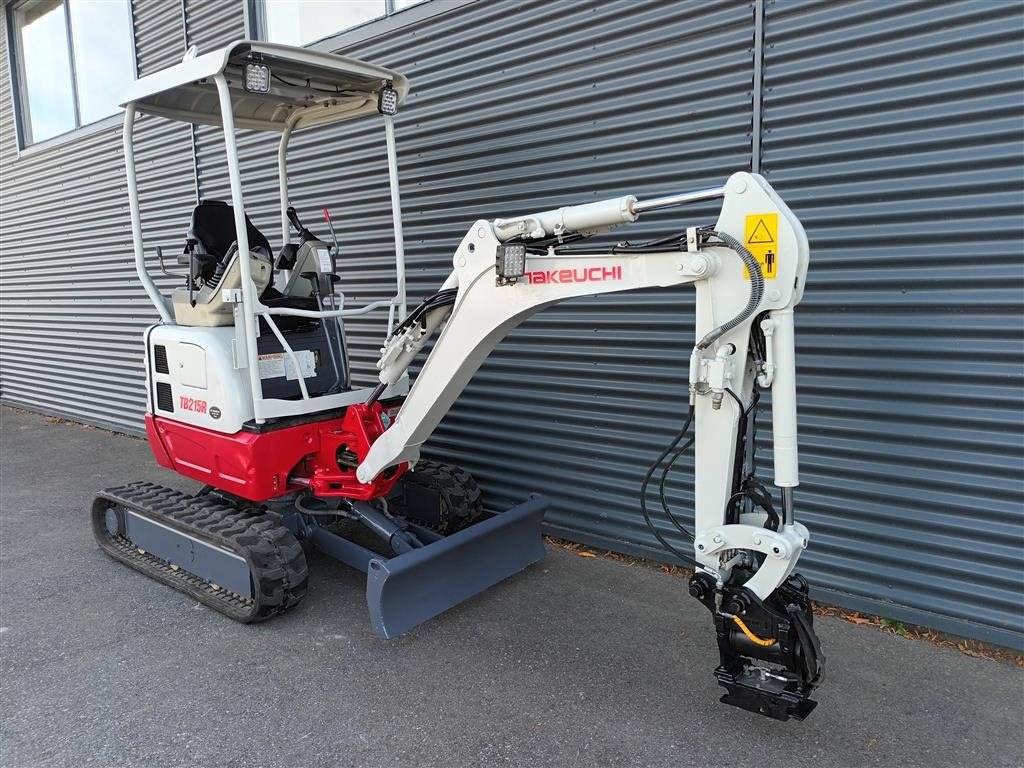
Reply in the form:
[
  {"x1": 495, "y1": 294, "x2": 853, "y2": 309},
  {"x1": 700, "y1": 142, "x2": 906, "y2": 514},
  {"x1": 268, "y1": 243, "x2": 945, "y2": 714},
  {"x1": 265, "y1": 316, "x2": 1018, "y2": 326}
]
[
  {"x1": 490, "y1": 184, "x2": 727, "y2": 242},
  {"x1": 769, "y1": 307, "x2": 799, "y2": 488},
  {"x1": 631, "y1": 185, "x2": 726, "y2": 213}
]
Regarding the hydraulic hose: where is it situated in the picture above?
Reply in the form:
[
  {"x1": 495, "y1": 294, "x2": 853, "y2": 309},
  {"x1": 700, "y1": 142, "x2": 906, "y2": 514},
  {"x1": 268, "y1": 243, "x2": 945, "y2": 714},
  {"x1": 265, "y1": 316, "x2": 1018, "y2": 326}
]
[
  {"x1": 731, "y1": 614, "x2": 777, "y2": 647},
  {"x1": 696, "y1": 230, "x2": 764, "y2": 350}
]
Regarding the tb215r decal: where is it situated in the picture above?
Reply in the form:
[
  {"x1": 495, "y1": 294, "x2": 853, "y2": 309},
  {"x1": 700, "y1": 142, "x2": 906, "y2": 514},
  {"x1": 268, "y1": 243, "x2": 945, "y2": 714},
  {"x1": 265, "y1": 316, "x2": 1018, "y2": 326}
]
[{"x1": 179, "y1": 396, "x2": 208, "y2": 414}]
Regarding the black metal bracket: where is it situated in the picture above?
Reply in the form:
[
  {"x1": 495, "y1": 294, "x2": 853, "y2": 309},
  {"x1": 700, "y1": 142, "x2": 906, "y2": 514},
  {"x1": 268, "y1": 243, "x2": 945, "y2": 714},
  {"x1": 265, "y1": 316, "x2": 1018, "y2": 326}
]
[{"x1": 689, "y1": 567, "x2": 824, "y2": 721}]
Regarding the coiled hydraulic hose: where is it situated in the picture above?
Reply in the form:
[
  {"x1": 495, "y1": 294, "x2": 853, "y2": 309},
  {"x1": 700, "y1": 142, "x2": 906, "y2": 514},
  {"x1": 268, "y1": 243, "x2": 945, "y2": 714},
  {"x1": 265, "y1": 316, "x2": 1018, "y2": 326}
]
[
  {"x1": 696, "y1": 230, "x2": 765, "y2": 350},
  {"x1": 731, "y1": 614, "x2": 777, "y2": 647}
]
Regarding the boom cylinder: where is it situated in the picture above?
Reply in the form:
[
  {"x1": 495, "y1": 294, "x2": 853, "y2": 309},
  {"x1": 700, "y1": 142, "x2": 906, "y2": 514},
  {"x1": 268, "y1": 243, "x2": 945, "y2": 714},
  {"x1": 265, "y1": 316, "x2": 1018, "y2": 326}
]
[
  {"x1": 490, "y1": 184, "x2": 730, "y2": 242},
  {"x1": 492, "y1": 195, "x2": 637, "y2": 241}
]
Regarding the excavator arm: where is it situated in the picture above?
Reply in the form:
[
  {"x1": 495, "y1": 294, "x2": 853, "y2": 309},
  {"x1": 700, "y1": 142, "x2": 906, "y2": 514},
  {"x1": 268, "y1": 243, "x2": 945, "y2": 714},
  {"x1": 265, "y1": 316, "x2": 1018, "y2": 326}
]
[{"x1": 359, "y1": 172, "x2": 823, "y2": 720}]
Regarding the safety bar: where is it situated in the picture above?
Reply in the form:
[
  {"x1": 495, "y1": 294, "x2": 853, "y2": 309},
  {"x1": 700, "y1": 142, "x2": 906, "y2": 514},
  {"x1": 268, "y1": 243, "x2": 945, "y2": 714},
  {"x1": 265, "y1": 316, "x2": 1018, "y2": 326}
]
[
  {"x1": 383, "y1": 114, "x2": 407, "y2": 322},
  {"x1": 256, "y1": 297, "x2": 397, "y2": 320},
  {"x1": 277, "y1": 111, "x2": 303, "y2": 244},
  {"x1": 255, "y1": 296, "x2": 399, "y2": 401}
]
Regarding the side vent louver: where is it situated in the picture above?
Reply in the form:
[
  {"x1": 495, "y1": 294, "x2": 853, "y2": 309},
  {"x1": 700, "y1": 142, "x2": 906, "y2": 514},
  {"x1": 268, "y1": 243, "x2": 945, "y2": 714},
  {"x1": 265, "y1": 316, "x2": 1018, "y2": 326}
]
[
  {"x1": 153, "y1": 345, "x2": 169, "y2": 374},
  {"x1": 156, "y1": 382, "x2": 174, "y2": 412}
]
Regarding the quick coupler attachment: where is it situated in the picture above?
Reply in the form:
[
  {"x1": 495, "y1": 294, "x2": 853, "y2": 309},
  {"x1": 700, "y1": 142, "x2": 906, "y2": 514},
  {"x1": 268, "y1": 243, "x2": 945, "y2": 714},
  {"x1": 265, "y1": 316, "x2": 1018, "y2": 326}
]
[{"x1": 689, "y1": 569, "x2": 824, "y2": 721}]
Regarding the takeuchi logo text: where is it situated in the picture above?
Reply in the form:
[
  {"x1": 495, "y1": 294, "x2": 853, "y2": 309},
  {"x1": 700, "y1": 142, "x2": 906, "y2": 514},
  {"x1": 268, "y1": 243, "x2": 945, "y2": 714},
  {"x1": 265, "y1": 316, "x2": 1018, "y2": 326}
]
[{"x1": 524, "y1": 266, "x2": 623, "y2": 285}]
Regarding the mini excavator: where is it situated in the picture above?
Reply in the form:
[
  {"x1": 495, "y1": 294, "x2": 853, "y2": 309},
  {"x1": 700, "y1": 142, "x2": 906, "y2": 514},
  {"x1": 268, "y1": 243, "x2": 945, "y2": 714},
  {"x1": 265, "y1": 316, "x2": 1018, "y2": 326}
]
[{"x1": 93, "y1": 41, "x2": 824, "y2": 721}]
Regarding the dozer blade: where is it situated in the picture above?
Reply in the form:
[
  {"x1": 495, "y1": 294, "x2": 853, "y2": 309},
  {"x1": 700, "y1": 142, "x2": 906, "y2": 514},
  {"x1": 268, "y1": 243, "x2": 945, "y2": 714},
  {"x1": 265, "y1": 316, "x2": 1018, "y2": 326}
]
[{"x1": 366, "y1": 494, "x2": 549, "y2": 638}]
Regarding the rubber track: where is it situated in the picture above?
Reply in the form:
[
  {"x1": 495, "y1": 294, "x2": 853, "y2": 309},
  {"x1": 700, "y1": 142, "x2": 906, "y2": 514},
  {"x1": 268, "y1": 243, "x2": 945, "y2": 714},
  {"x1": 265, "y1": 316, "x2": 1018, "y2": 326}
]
[
  {"x1": 92, "y1": 481, "x2": 307, "y2": 623},
  {"x1": 391, "y1": 460, "x2": 484, "y2": 535}
]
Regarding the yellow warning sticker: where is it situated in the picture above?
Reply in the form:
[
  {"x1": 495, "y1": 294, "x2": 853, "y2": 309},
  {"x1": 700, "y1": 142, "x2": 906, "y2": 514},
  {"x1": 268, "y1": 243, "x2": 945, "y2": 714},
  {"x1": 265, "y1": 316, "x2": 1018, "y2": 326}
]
[{"x1": 744, "y1": 213, "x2": 779, "y2": 279}]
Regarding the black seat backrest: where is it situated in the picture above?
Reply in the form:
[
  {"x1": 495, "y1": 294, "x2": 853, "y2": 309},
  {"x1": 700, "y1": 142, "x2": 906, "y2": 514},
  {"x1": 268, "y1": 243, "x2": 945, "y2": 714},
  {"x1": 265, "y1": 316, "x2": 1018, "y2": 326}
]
[{"x1": 187, "y1": 200, "x2": 271, "y2": 260}]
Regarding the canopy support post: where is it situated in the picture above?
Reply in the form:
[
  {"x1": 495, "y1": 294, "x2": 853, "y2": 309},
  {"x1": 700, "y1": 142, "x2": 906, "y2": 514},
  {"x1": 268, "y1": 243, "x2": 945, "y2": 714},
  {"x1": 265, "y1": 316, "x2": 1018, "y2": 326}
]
[
  {"x1": 383, "y1": 114, "x2": 407, "y2": 321},
  {"x1": 214, "y1": 74, "x2": 266, "y2": 421},
  {"x1": 123, "y1": 105, "x2": 174, "y2": 323},
  {"x1": 278, "y1": 111, "x2": 301, "y2": 245}
]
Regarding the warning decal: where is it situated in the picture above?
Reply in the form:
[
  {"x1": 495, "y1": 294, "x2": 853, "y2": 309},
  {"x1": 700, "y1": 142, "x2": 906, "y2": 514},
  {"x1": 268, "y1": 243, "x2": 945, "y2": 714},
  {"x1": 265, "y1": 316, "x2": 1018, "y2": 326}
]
[{"x1": 743, "y1": 213, "x2": 779, "y2": 279}]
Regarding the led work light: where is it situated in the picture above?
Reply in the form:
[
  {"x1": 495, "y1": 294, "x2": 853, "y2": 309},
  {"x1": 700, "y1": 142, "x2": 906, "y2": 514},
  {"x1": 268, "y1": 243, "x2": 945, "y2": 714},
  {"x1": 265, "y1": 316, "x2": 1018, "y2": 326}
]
[
  {"x1": 244, "y1": 57, "x2": 270, "y2": 94},
  {"x1": 495, "y1": 244, "x2": 527, "y2": 285},
  {"x1": 378, "y1": 81, "x2": 399, "y2": 115}
]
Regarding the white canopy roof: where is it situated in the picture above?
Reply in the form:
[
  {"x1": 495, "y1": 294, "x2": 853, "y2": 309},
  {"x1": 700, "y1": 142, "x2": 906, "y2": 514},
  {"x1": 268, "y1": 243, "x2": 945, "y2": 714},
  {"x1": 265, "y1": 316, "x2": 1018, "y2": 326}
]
[{"x1": 121, "y1": 40, "x2": 409, "y2": 132}]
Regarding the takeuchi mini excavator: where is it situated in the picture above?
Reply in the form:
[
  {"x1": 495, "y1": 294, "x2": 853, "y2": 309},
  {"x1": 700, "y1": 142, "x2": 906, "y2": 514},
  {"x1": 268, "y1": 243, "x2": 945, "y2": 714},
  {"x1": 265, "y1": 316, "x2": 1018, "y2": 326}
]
[{"x1": 93, "y1": 41, "x2": 824, "y2": 721}]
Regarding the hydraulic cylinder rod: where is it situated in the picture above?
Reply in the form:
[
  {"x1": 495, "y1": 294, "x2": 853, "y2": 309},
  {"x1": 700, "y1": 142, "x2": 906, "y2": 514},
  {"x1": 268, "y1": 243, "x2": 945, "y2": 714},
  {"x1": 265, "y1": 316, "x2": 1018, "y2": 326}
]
[{"x1": 631, "y1": 185, "x2": 727, "y2": 213}]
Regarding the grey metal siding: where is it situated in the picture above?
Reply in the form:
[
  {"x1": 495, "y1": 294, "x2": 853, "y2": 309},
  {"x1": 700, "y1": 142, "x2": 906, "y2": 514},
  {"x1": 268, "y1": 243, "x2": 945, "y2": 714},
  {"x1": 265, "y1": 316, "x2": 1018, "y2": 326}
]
[
  {"x1": 0, "y1": 0, "x2": 196, "y2": 433},
  {"x1": 760, "y1": 0, "x2": 1024, "y2": 646},
  {"x1": 1, "y1": 0, "x2": 1020, "y2": 648},
  {"x1": 184, "y1": 0, "x2": 245, "y2": 53}
]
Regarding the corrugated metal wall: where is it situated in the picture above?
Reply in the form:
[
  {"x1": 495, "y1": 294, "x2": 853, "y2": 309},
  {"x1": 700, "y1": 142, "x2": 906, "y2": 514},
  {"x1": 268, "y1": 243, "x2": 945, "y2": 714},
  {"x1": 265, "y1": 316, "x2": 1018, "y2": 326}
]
[
  {"x1": 1, "y1": 0, "x2": 1020, "y2": 647},
  {"x1": 0, "y1": 0, "x2": 196, "y2": 432},
  {"x1": 759, "y1": 0, "x2": 1024, "y2": 646}
]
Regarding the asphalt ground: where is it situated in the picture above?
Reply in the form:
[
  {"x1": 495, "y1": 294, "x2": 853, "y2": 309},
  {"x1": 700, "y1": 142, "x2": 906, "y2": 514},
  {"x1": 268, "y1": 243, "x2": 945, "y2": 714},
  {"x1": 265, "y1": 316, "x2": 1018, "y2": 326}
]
[{"x1": 1, "y1": 406, "x2": 1022, "y2": 768}]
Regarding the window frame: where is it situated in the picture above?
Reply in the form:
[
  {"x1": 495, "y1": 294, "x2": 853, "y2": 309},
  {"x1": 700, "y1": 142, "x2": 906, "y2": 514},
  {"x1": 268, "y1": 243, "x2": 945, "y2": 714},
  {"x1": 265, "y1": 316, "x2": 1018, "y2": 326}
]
[
  {"x1": 248, "y1": 0, "x2": 473, "y2": 50},
  {"x1": 5, "y1": 0, "x2": 138, "y2": 154}
]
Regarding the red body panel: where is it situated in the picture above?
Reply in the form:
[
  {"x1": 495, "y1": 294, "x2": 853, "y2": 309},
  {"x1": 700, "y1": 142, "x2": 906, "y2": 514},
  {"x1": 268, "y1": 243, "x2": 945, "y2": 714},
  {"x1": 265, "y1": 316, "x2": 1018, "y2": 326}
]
[{"x1": 145, "y1": 403, "x2": 406, "y2": 502}]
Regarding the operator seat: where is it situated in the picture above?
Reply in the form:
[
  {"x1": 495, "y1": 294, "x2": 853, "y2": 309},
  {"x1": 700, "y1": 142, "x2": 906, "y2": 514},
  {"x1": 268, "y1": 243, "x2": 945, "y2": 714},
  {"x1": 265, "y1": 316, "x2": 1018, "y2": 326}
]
[{"x1": 171, "y1": 200, "x2": 273, "y2": 327}]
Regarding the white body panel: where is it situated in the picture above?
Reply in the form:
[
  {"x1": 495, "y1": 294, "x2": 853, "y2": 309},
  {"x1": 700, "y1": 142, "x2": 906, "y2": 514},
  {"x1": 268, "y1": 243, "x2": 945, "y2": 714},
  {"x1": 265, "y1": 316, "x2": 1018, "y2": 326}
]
[
  {"x1": 146, "y1": 325, "x2": 253, "y2": 433},
  {"x1": 145, "y1": 323, "x2": 405, "y2": 434}
]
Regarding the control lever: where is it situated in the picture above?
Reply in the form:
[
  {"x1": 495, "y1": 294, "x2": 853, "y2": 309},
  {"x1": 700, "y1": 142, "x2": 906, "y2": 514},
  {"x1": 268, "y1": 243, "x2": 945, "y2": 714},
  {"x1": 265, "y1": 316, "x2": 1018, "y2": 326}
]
[
  {"x1": 323, "y1": 208, "x2": 341, "y2": 257},
  {"x1": 155, "y1": 246, "x2": 189, "y2": 280},
  {"x1": 299, "y1": 270, "x2": 320, "y2": 297},
  {"x1": 321, "y1": 273, "x2": 346, "y2": 390},
  {"x1": 185, "y1": 239, "x2": 198, "y2": 307},
  {"x1": 287, "y1": 206, "x2": 316, "y2": 243}
]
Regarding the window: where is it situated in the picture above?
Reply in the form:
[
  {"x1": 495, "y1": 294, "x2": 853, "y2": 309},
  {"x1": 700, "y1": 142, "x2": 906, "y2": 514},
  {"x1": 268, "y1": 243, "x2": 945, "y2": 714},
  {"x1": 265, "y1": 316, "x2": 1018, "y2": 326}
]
[
  {"x1": 258, "y1": 0, "x2": 427, "y2": 47},
  {"x1": 9, "y1": 0, "x2": 136, "y2": 146}
]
